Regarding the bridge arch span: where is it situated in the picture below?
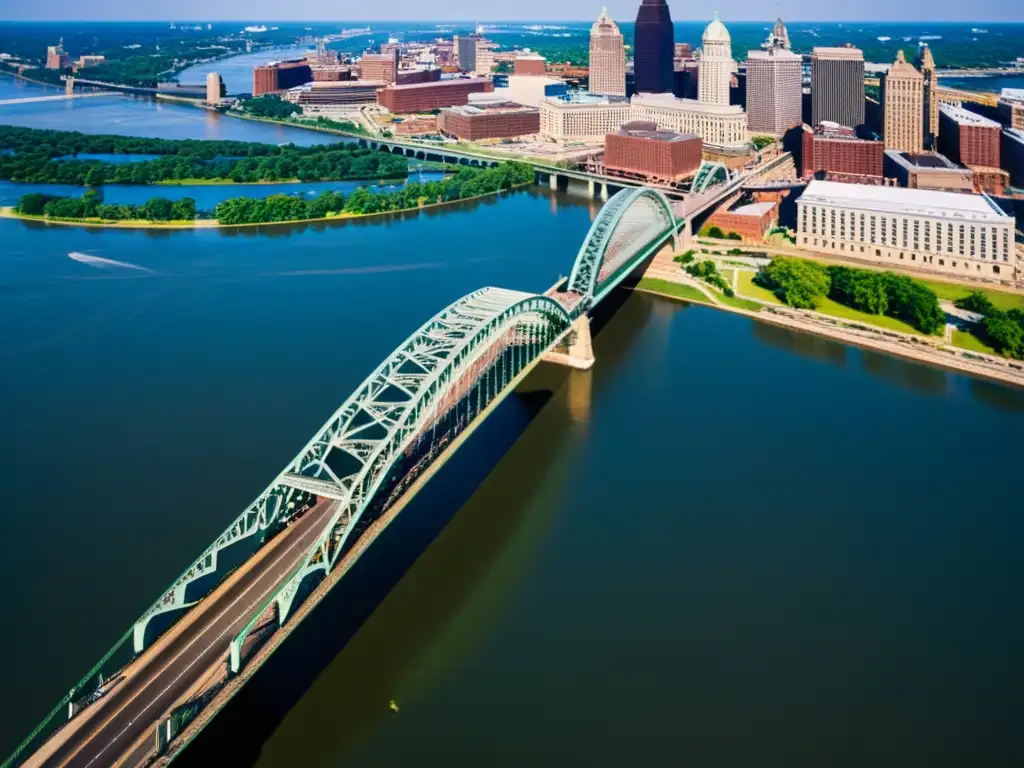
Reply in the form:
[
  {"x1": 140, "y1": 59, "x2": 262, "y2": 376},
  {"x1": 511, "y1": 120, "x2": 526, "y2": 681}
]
[
  {"x1": 229, "y1": 288, "x2": 575, "y2": 668},
  {"x1": 566, "y1": 187, "x2": 677, "y2": 307}
]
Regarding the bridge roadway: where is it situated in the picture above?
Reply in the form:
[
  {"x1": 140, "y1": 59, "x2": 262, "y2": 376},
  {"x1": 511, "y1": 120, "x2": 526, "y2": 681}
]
[
  {"x1": 28, "y1": 498, "x2": 339, "y2": 768},
  {"x1": 0, "y1": 93, "x2": 121, "y2": 106}
]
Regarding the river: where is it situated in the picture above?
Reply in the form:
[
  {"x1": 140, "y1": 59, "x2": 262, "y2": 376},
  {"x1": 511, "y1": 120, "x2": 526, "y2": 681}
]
[{"x1": 0, "y1": 72, "x2": 1022, "y2": 767}]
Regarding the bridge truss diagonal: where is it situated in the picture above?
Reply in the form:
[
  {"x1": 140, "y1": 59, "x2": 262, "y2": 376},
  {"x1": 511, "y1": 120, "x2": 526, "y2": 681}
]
[
  {"x1": 229, "y1": 286, "x2": 575, "y2": 669},
  {"x1": 566, "y1": 187, "x2": 677, "y2": 308}
]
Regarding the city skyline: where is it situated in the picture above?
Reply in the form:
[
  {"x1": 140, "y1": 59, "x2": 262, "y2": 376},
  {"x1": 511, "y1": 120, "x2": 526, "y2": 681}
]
[{"x1": 6, "y1": 2, "x2": 1024, "y2": 22}]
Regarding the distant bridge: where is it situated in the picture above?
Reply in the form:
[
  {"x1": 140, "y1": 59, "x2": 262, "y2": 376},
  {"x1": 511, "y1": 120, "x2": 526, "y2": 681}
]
[
  {"x1": 0, "y1": 92, "x2": 121, "y2": 106},
  {"x1": 7, "y1": 187, "x2": 684, "y2": 768}
]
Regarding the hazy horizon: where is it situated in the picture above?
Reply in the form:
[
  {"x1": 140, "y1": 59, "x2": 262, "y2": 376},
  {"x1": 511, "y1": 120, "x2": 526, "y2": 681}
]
[{"x1": 3, "y1": 1, "x2": 1022, "y2": 24}]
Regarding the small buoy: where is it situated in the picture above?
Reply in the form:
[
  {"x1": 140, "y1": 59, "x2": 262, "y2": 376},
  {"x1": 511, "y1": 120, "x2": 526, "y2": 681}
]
[{"x1": 389, "y1": 699, "x2": 400, "y2": 713}]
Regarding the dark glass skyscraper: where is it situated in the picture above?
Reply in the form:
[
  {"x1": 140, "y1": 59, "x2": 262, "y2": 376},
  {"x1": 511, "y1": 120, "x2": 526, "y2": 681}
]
[{"x1": 633, "y1": 0, "x2": 674, "y2": 94}]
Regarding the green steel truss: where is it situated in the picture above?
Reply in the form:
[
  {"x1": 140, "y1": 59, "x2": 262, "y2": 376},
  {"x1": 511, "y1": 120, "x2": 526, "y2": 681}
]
[
  {"x1": 566, "y1": 187, "x2": 676, "y2": 308},
  {"x1": 691, "y1": 161, "x2": 730, "y2": 195},
  {"x1": 230, "y1": 287, "x2": 574, "y2": 670}
]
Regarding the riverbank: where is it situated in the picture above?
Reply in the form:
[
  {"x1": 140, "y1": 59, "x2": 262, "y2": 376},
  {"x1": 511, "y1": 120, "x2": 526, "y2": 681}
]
[
  {"x1": 637, "y1": 257, "x2": 1024, "y2": 389},
  {"x1": 0, "y1": 182, "x2": 531, "y2": 231}
]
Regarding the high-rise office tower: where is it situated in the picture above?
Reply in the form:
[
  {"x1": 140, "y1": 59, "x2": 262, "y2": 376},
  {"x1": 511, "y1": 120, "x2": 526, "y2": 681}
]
[
  {"x1": 455, "y1": 34, "x2": 478, "y2": 73},
  {"x1": 881, "y1": 50, "x2": 924, "y2": 153},
  {"x1": 589, "y1": 7, "x2": 626, "y2": 96},
  {"x1": 698, "y1": 13, "x2": 732, "y2": 106},
  {"x1": 915, "y1": 43, "x2": 939, "y2": 150},
  {"x1": 811, "y1": 46, "x2": 865, "y2": 129},
  {"x1": 633, "y1": 0, "x2": 674, "y2": 94},
  {"x1": 746, "y1": 46, "x2": 802, "y2": 136}
]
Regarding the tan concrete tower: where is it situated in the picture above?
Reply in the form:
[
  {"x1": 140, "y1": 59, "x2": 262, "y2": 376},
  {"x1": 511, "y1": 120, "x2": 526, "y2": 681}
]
[
  {"x1": 881, "y1": 50, "x2": 924, "y2": 153},
  {"x1": 589, "y1": 7, "x2": 626, "y2": 97}
]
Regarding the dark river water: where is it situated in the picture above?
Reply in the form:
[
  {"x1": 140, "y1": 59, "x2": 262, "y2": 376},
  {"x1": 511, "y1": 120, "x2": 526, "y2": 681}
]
[{"x1": 0, "y1": 79, "x2": 1022, "y2": 767}]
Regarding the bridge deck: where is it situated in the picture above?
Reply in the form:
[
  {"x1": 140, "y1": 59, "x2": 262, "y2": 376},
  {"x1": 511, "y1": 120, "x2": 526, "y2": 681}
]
[{"x1": 25, "y1": 499, "x2": 338, "y2": 768}]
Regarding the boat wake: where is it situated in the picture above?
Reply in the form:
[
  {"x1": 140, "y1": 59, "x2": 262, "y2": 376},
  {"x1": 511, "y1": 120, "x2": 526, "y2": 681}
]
[{"x1": 68, "y1": 251, "x2": 156, "y2": 274}]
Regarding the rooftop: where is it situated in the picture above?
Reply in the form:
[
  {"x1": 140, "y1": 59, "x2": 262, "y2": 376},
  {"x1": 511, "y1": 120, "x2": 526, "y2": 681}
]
[
  {"x1": 999, "y1": 88, "x2": 1024, "y2": 103},
  {"x1": 812, "y1": 46, "x2": 864, "y2": 60},
  {"x1": 617, "y1": 128, "x2": 700, "y2": 143},
  {"x1": 541, "y1": 91, "x2": 629, "y2": 108},
  {"x1": 747, "y1": 48, "x2": 802, "y2": 61},
  {"x1": 1004, "y1": 127, "x2": 1024, "y2": 143},
  {"x1": 799, "y1": 180, "x2": 1008, "y2": 222},
  {"x1": 939, "y1": 103, "x2": 1000, "y2": 128},
  {"x1": 630, "y1": 92, "x2": 745, "y2": 116},
  {"x1": 886, "y1": 150, "x2": 960, "y2": 169},
  {"x1": 732, "y1": 202, "x2": 775, "y2": 216},
  {"x1": 886, "y1": 50, "x2": 921, "y2": 79},
  {"x1": 443, "y1": 101, "x2": 539, "y2": 116},
  {"x1": 381, "y1": 77, "x2": 490, "y2": 91}
]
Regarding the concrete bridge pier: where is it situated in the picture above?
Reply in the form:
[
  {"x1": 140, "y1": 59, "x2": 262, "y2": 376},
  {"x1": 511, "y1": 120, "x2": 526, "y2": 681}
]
[
  {"x1": 549, "y1": 173, "x2": 560, "y2": 192},
  {"x1": 600, "y1": 183, "x2": 609, "y2": 201},
  {"x1": 543, "y1": 315, "x2": 595, "y2": 370},
  {"x1": 65, "y1": 77, "x2": 75, "y2": 95}
]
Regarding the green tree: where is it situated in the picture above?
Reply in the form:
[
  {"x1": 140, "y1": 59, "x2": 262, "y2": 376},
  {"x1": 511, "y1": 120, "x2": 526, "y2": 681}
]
[{"x1": 755, "y1": 258, "x2": 831, "y2": 309}]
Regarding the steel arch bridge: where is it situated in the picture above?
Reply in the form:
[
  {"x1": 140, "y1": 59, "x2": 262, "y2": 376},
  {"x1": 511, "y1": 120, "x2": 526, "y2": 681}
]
[
  {"x1": 7, "y1": 187, "x2": 682, "y2": 768},
  {"x1": 566, "y1": 187, "x2": 678, "y2": 310}
]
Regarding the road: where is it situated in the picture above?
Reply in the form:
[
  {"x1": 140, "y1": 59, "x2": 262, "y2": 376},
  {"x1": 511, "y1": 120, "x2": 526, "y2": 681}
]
[{"x1": 31, "y1": 498, "x2": 338, "y2": 768}]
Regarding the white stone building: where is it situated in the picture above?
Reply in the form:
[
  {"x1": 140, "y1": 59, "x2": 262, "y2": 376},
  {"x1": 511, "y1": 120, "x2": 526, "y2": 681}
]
[
  {"x1": 539, "y1": 95, "x2": 632, "y2": 144},
  {"x1": 630, "y1": 92, "x2": 747, "y2": 150},
  {"x1": 796, "y1": 180, "x2": 1013, "y2": 279}
]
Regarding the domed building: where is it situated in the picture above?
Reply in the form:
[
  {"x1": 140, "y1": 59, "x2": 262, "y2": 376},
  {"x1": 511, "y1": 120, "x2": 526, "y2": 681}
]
[{"x1": 699, "y1": 12, "x2": 733, "y2": 106}]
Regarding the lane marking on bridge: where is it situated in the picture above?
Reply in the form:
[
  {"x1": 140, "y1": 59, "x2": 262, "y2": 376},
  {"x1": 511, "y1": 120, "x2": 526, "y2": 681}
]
[{"x1": 74, "y1": 502, "x2": 338, "y2": 768}]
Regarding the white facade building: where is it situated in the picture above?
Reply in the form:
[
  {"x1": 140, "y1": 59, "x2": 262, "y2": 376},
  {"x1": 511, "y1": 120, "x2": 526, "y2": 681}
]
[
  {"x1": 796, "y1": 180, "x2": 1013, "y2": 278},
  {"x1": 503, "y1": 75, "x2": 566, "y2": 108},
  {"x1": 630, "y1": 92, "x2": 748, "y2": 150},
  {"x1": 698, "y1": 14, "x2": 732, "y2": 106},
  {"x1": 539, "y1": 96, "x2": 631, "y2": 144}
]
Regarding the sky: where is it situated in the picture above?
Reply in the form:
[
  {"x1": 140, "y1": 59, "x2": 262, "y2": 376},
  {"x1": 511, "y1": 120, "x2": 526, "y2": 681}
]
[{"x1": 2, "y1": 1, "x2": 1022, "y2": 22}]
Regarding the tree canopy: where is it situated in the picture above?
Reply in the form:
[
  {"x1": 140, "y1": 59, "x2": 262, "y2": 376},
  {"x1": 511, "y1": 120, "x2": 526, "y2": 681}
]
[
  {"x1": 755, "y1": 257, "x2": 946, "y2": 334},
  {"x1": 954, "y1": 291, "x2": 1024, "y2": 359},
  {"x1": 16, "y1": 162, "x2": 535, "y2": 228},
  {"x1": 0, "y1": 126, "x2": 407, "y2": 185}
]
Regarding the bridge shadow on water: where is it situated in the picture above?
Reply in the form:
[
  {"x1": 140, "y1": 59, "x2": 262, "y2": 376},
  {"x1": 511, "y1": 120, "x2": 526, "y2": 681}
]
[{"x1": 175, "y1": 279, "x2": 658, "y2": 768}]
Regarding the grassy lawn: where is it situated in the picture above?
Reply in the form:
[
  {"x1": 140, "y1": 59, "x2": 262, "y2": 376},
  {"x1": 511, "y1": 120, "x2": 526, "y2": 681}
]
[
  {"x1": 951, "y1": 329, "x2": 998, "y2": 355},
  {"x1": 813, "y1": 296, "x2": 924, "y2": 335},
  {"x1": 719, "y1": 294, "x2": 762, "y2": 312},
  {"x1": 636, "y1": 278, "x2": 715, "y2": 305},
  {"x1": 718, "y1": 267, "x2": 735, "y2": 286},
  {"x1": 737, "y1": 271, "x2": 783, "y2": 304},
  {"x1": 920, "y1": 280, "x2": 1024, "y2": 312}
]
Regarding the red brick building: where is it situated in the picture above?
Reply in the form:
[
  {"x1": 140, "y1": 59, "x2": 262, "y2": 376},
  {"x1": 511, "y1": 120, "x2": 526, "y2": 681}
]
[
  {"x1": 603, "y1": 124, "x2": 702, "y2": 182},
  {"x1": 438, "y1": 102, "x2": 540, "y2": 140},
  {"x1": 396, "y1": 67, "x2": 442, "y2": 86},
  {"x1": 801, "y1": 122, "x2": 884, "y2": 180},
  {"x1": 377, "y1": 78, "x2": 493, "y2": 114},
  {"x1": 938, "y1": 103, "x2": 1000, "y2": 169},
  {"x1": 253, "y1": 59, "x2": 312, "y2": 95},
  {"x1": 706, "y1": 195, "x2": 779, "y2": 242},
  {"x1": 359, "y1": 51, "x2": 399, "y2": 85},
  {"x1": 514, "y1": 54, "x2": 547, "y2": 76}
]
